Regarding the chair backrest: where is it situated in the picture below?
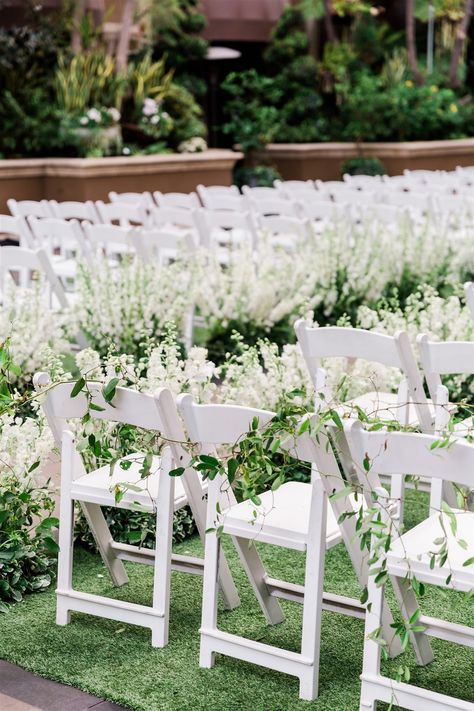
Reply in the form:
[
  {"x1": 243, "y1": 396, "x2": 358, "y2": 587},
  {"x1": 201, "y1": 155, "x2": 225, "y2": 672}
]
[
  {"x1": 135, "y1": 228, "x2": 196, "y2": 265},
  {"x1": 247, "y1": 196, "x2": 299, "y2": 218},
  {"x1": 417, "y1": 334, "x2": 474, "y2": 402},
  {"x1": 7, "y1": 198, "x2": 52, "y2": 219},
  {"x1": 333, "y1": 190, "x2": 377, "y2": 207},
  {"x1": 0, "y1": 246, "x2": 69, "y2": 309},
  {"x1": 150, "y1": 206, "x2": 197, "y2": 230},
  {"x1": 49, "y1": 200, "x2": 100, "y2": 223},
  {"x1": 27, "y1": 216, "x2": 84, "y2": 258},
  {"x1": 274, "y1": 179, "x2": 315, "y2": 198},
  {"x1": 196, "y1": 184, "x2": 240, "y2": 208},
  {"x1": 360, "y1": 204, "x2": 408, "y2": 225},
  {"x1": 381, "y1": 190, "x2": 433, "y2": 213},
  {"x1": 109, "y1": 191, "x2": 154, "y2": 210},
  {"x1": 345, "y1": 419, "x2": 474, "y2": 492},
  {"x1": 154, "y1": 191, "x2": 200, "y2": 210},
  {"x1": 34, "y1": 375, "x2": 167, "y2": 445},
  {"x1": 342, "y1": 174, "x2": 383, "y2": 188},
  {"x1": 297, "y1": 199, "x2": 348, "y2": 223},
  {"x1": 464, "y1": 282, "x2": 474, "y2": 323},
  {"x1": 195, "y1": 208, "x2": 258, "y2": 251},
  {"x1": 295, "y1": 320, "x2": 431, "y2": 429},
  {"x1": 258, "y1": 215, "x2": 310, "y2": 242},
  {"x1": 95, "y1": 200, "x2": 149, "y2": 227},
  {"x1": 82, "y1": 222, "x2": 137, "y2": 262},
  {"x1": 242, "y1": 186, "x2": 280, "y2": 201},
  {"x1": 0, "y1": 214, "x2": 32, "y2": 247}
]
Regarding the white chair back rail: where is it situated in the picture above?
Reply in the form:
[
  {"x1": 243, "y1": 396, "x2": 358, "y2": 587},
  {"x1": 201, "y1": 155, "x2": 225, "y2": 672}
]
[
  {"x1": 82, "y1": 222, "x2": 137, "y2": 264},
  {"x1": 196, "y1": 184, "x2": 240, "y2": 208},
  {"x1": 154, "y1": 191, "x2": 200, "y2": 210},
  {"x1": 95, "y1": 200, "x2": 150, "y2": 227},
  {"x1": 49, "y1": 200, "x2": 100, "y2": 223},
  {"x1": 0, "y1": 246, "x2": 69, "y2": 309},
  {"x1": 7, "y1": 198, "x2": 52, "y2": 219},
  {"x1": 109, "y1": 191, "x2": 154, "y2": 210}
]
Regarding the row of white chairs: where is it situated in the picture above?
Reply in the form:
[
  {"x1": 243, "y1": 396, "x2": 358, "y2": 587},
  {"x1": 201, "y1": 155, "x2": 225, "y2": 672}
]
[{"x1": 35, "y1": 315, "x2": 474, "y2": 708}]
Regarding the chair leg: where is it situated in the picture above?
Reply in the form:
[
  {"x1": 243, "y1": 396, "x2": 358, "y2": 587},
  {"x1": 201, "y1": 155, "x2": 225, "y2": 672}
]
[
  {"x1": 391, "y1": 575, "x2": 434, "y2": 666},
  {"x1": 151, "y1": 470, "x2": 175, "y2": 648},
  {"x1": 231, "y1": 536, "x2": 285, "y2": 626},
  {"x1": 361, "y1": 555, "x2": 385, "y2": 691},
  {"x1": 200, "y1": 526, "x2": 219, "y2": 668},
  {"x1": 217, "y1": 548, "x2": 241, "y2": 611},
  {"x1": 56, "y1": 492, "x2": 74, "y2": 626},
  {"x1": 299, "y1": 477, "x2": 327, "y2": 701},
  {"x1": 359, "y1": 692, "x2": 377, "y2": 711},
  {"x1": 81, "y1": 502, "x2": 129, "y2": 587}
]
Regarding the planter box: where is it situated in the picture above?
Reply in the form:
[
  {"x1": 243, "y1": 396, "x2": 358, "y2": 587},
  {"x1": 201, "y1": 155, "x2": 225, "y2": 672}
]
[
  {"x1": 0, "y1": 150, "x2": 242, "y2": 213},
  {"x1": 266, "y1": 138, "x2": 474, "y2": 181}
]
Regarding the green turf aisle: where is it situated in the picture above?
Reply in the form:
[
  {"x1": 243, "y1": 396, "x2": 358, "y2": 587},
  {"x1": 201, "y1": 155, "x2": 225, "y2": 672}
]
[{"x1": 0, "y1": 492, "x2": 472, "y2": 711}]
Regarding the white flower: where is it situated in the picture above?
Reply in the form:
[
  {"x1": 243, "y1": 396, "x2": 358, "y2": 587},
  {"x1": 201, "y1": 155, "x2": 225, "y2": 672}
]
[
  {"x1": 178, "y1": 137, "x2": 207, "y2": 153},
  {"x1": 150, "y1": 114, "x2": 160, "y2": 125},
  {"x1": 143, "y1": 97, "x2": 158, "y2": 117},
  {"x1": 79, "y1": 116, "x2": 88, "y2": 126},
  {"x1": 86, "y1": 108, "x2": 102, "y2": 123},
  {"x1": 107, "y1": 107, "x2": 121, "y2": 123},
  {"x1": 122, "y1": 146, "x2": 131, "y2": 155}
]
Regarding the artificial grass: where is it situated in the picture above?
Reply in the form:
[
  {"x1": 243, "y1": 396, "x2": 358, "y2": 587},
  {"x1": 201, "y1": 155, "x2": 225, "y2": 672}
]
[{"x1": 0, "y1": 492, "x2": 472, "y2": 711}]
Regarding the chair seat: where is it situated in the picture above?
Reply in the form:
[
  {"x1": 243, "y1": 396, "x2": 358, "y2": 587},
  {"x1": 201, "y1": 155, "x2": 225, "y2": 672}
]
[
  {"x1": 387, "y1": 509, "x2": 474, "y2": 592},
  {"x1": 339, "y1": 390, "x2": 433, "y2": 426},
  {"x1": 70, "y1": 452, "x2": 199, "y2": 512},
  {"x1": 221, "y1": 481, "x2": 359, "y2": 551}
]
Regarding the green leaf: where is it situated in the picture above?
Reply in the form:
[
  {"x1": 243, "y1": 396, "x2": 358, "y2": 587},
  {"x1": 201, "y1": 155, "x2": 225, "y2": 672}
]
[
  {"x1": 42, "y1": 536, "x2": 60, "y2": 554},
  {"x1": 0, "y1": 601, "x2": 9, "y2": 614},
  {"x1": 462, "y1": 557, "x2": 474, "y2": 567},
  {"x1": 169, "y1": 467, "x2": 185, "y2": 477},
  {"x1": 70, "y1": 377, "x2": 85, "y2": 398},
  {"x1": 227, "y1": 458, "x2": 238, "y2": 483},
  {"x1": 330, "y1": 485, "x2": 354, "y2": 502}
]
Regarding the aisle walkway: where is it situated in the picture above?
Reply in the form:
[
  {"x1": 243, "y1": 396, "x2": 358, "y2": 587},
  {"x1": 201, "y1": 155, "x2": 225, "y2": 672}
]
[{"x1": 0, "y1": 661, "x2": 128, "y2": 711}]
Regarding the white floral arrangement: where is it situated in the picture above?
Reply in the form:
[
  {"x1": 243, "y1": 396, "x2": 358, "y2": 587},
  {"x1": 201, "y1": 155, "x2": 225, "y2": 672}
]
[
  {"x1": 177, "y1": 137, "x2": 207, "y2": 153},
  {"x1": 77, "y1": 107, "x2": 121, "y2": 129},
  {"x1": 140, "y1": 97, "x2": 173, "y2": 138}
]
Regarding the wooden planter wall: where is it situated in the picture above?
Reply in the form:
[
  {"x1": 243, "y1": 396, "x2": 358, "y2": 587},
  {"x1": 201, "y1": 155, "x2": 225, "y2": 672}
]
[{"x1": 0, "y1": 150, "x2": 242, "y2": 213}]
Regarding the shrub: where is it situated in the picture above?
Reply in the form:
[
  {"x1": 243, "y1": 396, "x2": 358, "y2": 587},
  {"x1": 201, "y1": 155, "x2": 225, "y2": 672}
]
[
  {"x1": 0, "y1": 475, "x2": 57, "y2": 612},
  {"x1": 342, "y1": 157, "x2": 385, "y2": 176}
]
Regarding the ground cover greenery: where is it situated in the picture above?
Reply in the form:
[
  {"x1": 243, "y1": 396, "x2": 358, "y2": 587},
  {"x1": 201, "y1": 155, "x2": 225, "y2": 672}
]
[{"x1": 0, "y1": 493, "x2": 472, "y2": 711}]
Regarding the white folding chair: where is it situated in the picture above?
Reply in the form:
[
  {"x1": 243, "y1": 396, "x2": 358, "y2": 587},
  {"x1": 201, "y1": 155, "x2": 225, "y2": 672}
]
[
  {"x1": 295, "y1": 321, "x2": 433, "y2": 521},
  {"x1": 27, "y1": 217, "x2": 83, "y2": 286},
  {"x1": 297, "y1": 198, "x2": 350, "y2": 229},
  {"x1": 81, "y1": 222, "x2": 138, "y2": 266},
  {"x1": 177, "y1": 396, "x2": 401, "y2": 700},
  {"x1": 274, "y1": 179, "x2": 315, "y2": 198},
  {"x1": 258, "y1": 214, "x2": 311, "y2": 248},
  {"x1": 35, "y1": 377, "x2": 240, "y2": 647},
  {"x1": 346, "y1": 422, "x2": 474, "y2": 711},
  {"x1": 109, "y1": 191, "x2": 155, "y2": 210},
  {"x1": 342, "y1": 174, "x2": 384, "y2": 188},
  {"x1": 0, "y1": 214, "x2": 32, "y2": 248},
  {"x1": 196, "y1": 184, "x2": 240, "y2": 209},
  {"x1": 149, "y1": 205, "x2": 200, "y2": 243},
  {"x1": 7, "y1": 198, "x2": 52, "y2": 220},
  {"x1": 464, "y1": 281, "x2": 474, "y2": 323},
  {"x1": 195, "y1": 208, "x2": 258, "y2": 252},
  {"x1": 242, "y1": 185, "x2": 281, "y2": 200},
  {"x1": 0, "y1": 246, "x2": 69, "y2": 310},
  {"x1": 154, "y1": 191, "x2": 200, "y2": 210},
  {"x1": 49, "y1": 200, "x2": 100, "y2": 224},
  {"x1": 418, "y1": 334, "x2": 474, "y2": 443},
  {"x1": 246, "y1": 195, "x2": 299, "y2": 218},
  {"x1": 95, "y1": 200, "x2": 150, "y2": 228},
  {"x1": 135, "y1": 228, "x2": 196, "y2": 266}
]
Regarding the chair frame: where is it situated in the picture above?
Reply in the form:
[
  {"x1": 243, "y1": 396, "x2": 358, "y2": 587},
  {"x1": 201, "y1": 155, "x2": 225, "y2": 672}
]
[
  {"x1": 35, "y1": 377, "x2": 240, "y2": 647},
  {"x1": 346, "y1": 421, "x2": 474, "y2": 711},
  {"x1": 177, "y1": 395, "x2": 402, "y2": 700}
]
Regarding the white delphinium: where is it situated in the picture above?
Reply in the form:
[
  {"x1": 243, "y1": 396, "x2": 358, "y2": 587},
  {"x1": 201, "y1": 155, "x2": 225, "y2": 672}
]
[
  {"x1": 75, "y1": 348, "x2": 103, "y2": 380},
  {"x1": 0, "y1": 412, "x2": 54, "y2": 485},
  {"x1": 195, "y1": 241, "x2": 318, "y2": 332},
  {"x1": 144, "y1": 334, "x2": 217, "y2": 403},
  {"x1": 71, "y1": 257, "x2": 195, "y2": 355},
  {"x1": 357, "y1": 285, "x2": 474, "y2": 401},
  {"x1": 0, "y1": 280, "x2": 69, "y2": 389}
]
